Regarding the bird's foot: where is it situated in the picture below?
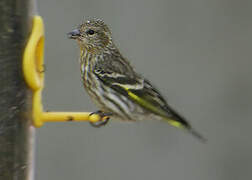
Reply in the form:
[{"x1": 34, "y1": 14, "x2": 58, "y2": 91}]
[{"x1": 89, "y1": 110, "x2": 112, "y2": 128}]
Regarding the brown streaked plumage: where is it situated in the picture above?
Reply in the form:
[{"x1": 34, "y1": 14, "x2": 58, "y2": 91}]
[{"x1": 68, "y1": 18, "x2": 206, "y2": 141}]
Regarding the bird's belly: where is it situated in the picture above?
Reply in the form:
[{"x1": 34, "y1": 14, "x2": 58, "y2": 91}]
[{"x1": 82, "y1": 74, "x2": 147, "y2": 121}]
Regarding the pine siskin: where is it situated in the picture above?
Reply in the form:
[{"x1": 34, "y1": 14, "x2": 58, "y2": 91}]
[{"x1": 68, "y1": 18, "x2": 206, "y2": 141}]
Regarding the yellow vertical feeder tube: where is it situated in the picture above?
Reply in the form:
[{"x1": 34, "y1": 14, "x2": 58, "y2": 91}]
[{"x1": 23, "y1": 16, "x2": 100, "y2": 127}]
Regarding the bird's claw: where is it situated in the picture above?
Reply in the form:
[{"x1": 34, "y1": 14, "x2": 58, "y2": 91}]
[{"x1": 89, "y1": 110, "x2": 112, "y2": 128}]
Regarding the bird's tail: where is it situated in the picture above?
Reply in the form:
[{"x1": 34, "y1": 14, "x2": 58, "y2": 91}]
[
  {"x1": 165, "y1": 117, "x2": 207, "y2": 143},
  {"x1": 186, "y1": 126, "x2": 207, "y2": 143}
]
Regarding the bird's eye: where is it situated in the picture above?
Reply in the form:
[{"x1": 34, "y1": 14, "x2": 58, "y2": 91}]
[{"x1": 86, "y1": 29, "x2": 95, "y2": 35}]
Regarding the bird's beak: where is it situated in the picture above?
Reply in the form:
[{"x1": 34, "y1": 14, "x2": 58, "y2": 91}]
[{"x1": 67, "y1": 29, "x2": 80, "y2": 39}]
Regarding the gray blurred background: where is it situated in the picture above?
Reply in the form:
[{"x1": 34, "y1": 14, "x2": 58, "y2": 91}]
[{"x1": 36, "y1": 0, "x2": 252, "y2": 180}]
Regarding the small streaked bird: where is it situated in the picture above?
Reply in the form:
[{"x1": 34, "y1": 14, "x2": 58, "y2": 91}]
[{"x1": 68, "y1": 18, "x2": 206, "y2": 141}]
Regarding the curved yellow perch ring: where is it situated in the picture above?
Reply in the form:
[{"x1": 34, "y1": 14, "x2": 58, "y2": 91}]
[{"x1": 23, "y1": 16, "x2": 100, "y2": 127}]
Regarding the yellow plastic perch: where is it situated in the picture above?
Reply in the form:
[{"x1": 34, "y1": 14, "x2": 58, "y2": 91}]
[{"x1": 22, "y1": 16, "x2": 100, "y2": 127}]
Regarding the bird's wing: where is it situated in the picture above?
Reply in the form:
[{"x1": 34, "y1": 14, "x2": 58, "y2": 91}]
[
  {"x1": 93, "y1": 55, "x2": 188, "y2": 128},
  {"x1": 94, "y1": 56, "x2": 206, "y2": 141},
  {"x1": 128, "y1": 79, "x2": 191, "y2": 128}
]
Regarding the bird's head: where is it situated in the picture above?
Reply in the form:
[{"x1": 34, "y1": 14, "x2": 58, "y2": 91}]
[{"x1": 68, "y1": 18, "x2": 112, "y2": 53}]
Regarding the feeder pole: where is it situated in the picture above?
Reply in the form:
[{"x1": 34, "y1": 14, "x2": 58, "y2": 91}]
[{"x1": 0, "y1": 0, "x2": 35, "y2": 179}]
